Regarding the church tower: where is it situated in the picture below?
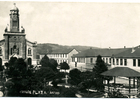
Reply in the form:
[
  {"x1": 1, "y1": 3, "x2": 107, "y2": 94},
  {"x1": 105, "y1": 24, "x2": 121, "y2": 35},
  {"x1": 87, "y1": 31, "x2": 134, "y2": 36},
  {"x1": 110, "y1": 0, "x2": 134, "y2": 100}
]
[
  {"x1": 3, "y1": 3, "x2": 26, "y2": 60},
  {"x1": 0, "y1": 3, "x2": 37, "y2": 66},
  {"x1": 10, "y1": 3, "x2": 20, "y2": 33}
]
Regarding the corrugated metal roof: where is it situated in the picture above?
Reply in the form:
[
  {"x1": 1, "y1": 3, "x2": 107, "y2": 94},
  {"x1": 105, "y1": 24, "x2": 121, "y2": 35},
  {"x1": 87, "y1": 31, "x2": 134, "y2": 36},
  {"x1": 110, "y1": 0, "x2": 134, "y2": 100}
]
[
  {"x1": 114, "y1": 46, "x2": 140, "y2": 58},
  {"x1": 48, "y1": 48, "x2": 76, "y2": 54},
  {"x1": 72, "y1": 48, "x2": 129, "y2": 57}
]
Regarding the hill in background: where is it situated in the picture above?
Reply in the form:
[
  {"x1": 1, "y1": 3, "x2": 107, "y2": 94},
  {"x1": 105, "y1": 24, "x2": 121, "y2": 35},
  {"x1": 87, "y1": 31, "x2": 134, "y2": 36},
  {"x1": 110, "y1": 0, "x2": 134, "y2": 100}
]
[{"x1": 37, "y1": 43, "x2": 99, "y2": 55}]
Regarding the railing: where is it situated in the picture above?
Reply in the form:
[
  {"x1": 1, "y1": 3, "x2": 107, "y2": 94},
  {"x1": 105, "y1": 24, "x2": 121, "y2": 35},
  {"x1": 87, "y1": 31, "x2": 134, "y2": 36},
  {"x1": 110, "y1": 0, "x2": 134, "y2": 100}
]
[{"x1": 104, "y1": 85, "x2": 139, "y2": 98}]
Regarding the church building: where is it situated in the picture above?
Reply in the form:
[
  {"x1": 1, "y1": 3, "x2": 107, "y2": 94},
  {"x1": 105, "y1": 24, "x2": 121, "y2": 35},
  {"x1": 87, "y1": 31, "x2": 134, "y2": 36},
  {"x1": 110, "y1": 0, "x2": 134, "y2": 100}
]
[{"x1": 0, "y1": 4, "x2": 37, "y2": 66}]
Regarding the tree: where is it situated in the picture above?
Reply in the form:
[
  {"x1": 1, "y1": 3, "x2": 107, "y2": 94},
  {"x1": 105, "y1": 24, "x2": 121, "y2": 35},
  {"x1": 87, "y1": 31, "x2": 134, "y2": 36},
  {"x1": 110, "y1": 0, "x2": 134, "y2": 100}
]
[
  {"x1": 69, "y1": 68, "x2": 81, "y2": 85},
  {"x1": 49, "y1": 59, "x2": 58, "y2": 72},
  {"x1": 35, "y1": 67, "x2": 56, "y2": 92},
  {"x1": 60, "y1": 62, "x2": 70, "y2": 72},
  {"x1": 79, "y1": 71, "x2": 95, "y2": 93},
  {"x1": 93, "y1": 55, "x2": 108, "y2": 91},
  {"x1": 4, "y1": 58, "x2": 35, "y2": 96},
  {"x1": 8, "y1": 57, "x2": 17, "y2": 67},
  {"x1": 40, "y1": 55, "x2": 49, "y2": 67},
  {"x1": 93, "y1": 55, "x2": 108, "y2": 77}
]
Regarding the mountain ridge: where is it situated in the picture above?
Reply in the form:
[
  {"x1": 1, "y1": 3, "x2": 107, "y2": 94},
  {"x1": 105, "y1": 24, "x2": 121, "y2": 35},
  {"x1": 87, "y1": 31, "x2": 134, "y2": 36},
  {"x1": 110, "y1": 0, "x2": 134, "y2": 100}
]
[{"x1": 37, "y1": 43, "x2": 99, "y2": 54}]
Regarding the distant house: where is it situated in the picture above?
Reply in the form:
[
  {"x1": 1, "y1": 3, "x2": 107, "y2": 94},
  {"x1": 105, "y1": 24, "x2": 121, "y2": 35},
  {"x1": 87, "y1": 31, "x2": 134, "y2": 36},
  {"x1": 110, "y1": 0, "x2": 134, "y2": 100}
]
[
  {"x1": 70, "y1": 48, "x2": 129, "y2": 71},
  {"x1": 40, "y1": 48, "x2": 78, "y2": 64},
  {"x1": 113, "y1": 45, "x2": 140, "y2": 69}
]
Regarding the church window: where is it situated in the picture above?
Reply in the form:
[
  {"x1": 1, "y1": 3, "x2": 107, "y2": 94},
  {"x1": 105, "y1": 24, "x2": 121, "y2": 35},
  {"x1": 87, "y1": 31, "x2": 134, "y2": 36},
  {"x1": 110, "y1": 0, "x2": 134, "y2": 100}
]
[
  {"x1": 17, "y1": 48, "x2": 19, "y2": 55},
  {"x1": 13, "y1": 22, "x2": 17, "y2": 27},
  {"x1": 28, "y1": 48, "x2": 32, "y2": 55}
]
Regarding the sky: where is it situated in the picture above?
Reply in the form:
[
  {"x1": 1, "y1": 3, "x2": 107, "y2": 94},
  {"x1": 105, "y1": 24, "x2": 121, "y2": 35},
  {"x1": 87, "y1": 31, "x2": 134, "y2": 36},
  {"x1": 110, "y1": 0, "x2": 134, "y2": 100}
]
[{"x1": 0, "y1": 1, "x2": 140, "y2": 48}]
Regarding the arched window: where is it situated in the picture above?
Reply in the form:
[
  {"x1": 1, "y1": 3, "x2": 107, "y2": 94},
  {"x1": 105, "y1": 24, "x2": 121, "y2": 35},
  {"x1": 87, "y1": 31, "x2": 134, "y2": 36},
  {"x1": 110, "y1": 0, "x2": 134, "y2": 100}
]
[
  {"x1": 0, "y1": 47, "x2": 2, "y2": 55},
  {"x1": 28, "y1": 48, "x2": 32, "y2": 55},
  {"x1": 28, "y1": 58, "x2": 32, "y2": 65}
]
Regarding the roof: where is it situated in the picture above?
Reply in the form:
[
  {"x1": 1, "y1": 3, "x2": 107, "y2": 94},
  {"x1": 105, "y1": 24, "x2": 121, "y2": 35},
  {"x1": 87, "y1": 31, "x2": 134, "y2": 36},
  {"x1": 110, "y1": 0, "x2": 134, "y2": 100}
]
[
  {"x1": 72, "y1": 48, "x2": 129, "y2": 57},
  {"x1": 101, "y1": 67, "x2": 140, "y2": 77},
  {"x1": 0, "y1": 39, "x2": 5, "y2": 43},
  {"x1": 26, "y1": 39, "x2": 37, "y2": 45},
  {"x1": 48, "y1": 48, "x2": 76, "y2": 54},
  {"x1": 114, "y1": 46, "x2": 140, "y2": 58}
]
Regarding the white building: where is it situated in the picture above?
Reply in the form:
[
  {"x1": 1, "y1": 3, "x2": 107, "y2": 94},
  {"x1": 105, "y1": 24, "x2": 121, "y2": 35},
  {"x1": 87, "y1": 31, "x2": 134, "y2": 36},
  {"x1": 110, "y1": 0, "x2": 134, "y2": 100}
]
[
  {"x1": 112, "y1": 45, "x2": 140, "y2": 70},
  {"x1": 40, "y1": 48, "x2": 78, "y2": 65},
  {"x1": 70, "y1": 48, "x2": 129, "y2": 71}
]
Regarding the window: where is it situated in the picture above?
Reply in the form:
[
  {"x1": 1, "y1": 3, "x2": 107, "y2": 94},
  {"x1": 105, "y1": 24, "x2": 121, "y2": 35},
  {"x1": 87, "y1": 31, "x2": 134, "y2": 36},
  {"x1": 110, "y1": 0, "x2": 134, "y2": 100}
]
[
  {"x1": 28, "y1": 48, "x2": 31, "y2": 55},
  {"x1": 78, "y1": 58, "x2": 80, "y2": 62},
  {"x1": 116, "y1": 59, "x2": 119, "y2": 65},
  {"x1": 17, "y1": 48, "x2": 19, "y2": 55},
  {"x1": 72, "y1": 57, "x2": 75, "y2": 62},
  {"x1": 113, "y1": 58, "x2": 115, "y2": 65},
  {"x1": 13, "y1": 21, "x2": 17, "y2": 26},
  {"x1": 106, "y1": 58, "x2": 108, "y2": 63},
  {"x1": 124, "y1": 59, "x2": 127, "y2": 66},
  {"x1": 109, "y1": 58, "x2": 111, "y2": 63},
  {"x1": 133, "y1": 59, "x2": 136, "y2": 66},
  {"x1": 27, "y1": 58, "x2": 32, "y2": 65},
  {"x1": 120, "y1": 59, "x2": 123, "y2": 65},
  {"x1": 138, "y1": 59, "x2": 140, "y2": 67},
  {"x1": 90, "y1": 58, "x2": 93, "y2": 63}
]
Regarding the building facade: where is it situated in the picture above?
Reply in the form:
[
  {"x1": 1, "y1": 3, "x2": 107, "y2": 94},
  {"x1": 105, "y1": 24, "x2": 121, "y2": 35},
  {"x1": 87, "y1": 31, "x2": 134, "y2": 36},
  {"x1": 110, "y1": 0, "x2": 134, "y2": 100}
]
[
  {"x1": 70, "y1": 48, "x2": 129, "y2": 71},
  {"x1": 0, "y1": 4, "x2": 37, "y2": 65},
  {"x1": 40, "y1": 48, "x2": 78, "y2": 65},
  {"x1": 112, "y1": 46, "x2": 140, "y2": 70}
]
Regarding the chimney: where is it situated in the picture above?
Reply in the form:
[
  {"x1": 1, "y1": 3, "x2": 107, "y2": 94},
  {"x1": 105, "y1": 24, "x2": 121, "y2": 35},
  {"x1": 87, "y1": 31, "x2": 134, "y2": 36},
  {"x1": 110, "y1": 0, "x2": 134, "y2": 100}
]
[
  {"x1": 131, "y1": 48, "x2": 135, "y2": 53},
  {"x1": 109, "y1": 47, "x2": 111, "y2": 50},
  {"x1": 124, "y1": 46, "x2": 126, "y2": 48}
]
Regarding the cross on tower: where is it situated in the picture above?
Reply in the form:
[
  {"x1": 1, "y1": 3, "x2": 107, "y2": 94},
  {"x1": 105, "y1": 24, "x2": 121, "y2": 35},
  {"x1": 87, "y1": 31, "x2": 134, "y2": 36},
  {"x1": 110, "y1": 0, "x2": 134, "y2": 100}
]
[{"x1": 14, "y1": 3, "x2": 16, "y2": 6}]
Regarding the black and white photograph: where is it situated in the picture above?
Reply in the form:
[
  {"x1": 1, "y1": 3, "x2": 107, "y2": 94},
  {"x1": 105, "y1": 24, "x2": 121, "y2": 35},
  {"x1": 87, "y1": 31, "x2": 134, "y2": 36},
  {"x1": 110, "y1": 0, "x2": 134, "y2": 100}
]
[{"x1": 0, "y1": 0, "x2": 140, "y2": 98}]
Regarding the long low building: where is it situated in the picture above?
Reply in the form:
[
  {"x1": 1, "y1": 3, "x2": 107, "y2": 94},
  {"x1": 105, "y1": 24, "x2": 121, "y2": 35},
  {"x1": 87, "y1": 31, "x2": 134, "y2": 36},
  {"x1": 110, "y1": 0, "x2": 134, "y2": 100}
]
[
  {"x1": 70, "y1": 47, "x2": 130, "y2": 71},
  {"x1": 113, "y1": 45, "x2": 140, "y2": 69},
  {"x1": 39, "y1": 48, "x2": 78, "y2": 65}
]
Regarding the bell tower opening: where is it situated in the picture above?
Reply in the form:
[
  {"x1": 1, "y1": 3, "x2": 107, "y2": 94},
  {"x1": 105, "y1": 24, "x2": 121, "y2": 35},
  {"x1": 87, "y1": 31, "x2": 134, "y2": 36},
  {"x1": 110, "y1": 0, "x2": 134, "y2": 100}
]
[{"x1": 10, "y1": 3, "x2": 19, "y2": 33}]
